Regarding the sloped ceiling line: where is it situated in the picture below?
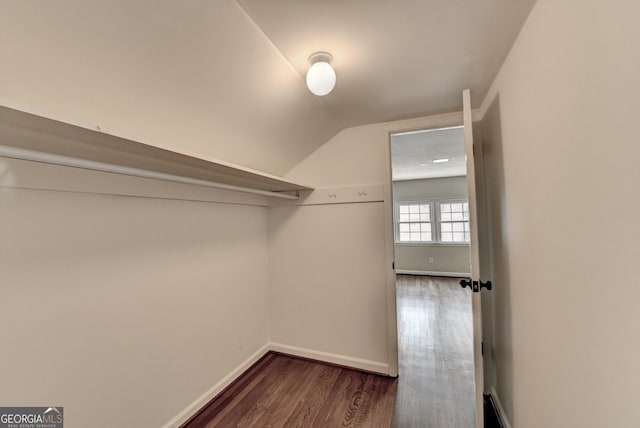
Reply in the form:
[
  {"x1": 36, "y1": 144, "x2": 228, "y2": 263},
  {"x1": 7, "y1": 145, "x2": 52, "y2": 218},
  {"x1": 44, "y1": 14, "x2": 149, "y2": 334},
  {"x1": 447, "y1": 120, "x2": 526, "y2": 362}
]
[
  {"x1": 234, "y1": 0, "x2": 302, "y2": 79},
  {"x1": 0, "y1": 0, "x2": 535, "y2": 176}
]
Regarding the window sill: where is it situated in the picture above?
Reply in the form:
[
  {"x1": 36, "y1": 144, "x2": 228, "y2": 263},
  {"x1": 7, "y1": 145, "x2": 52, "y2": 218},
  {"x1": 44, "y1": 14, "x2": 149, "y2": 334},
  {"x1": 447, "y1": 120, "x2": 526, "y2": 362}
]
[{"x1": 394, "y1": 242, "x2": 470, "y2": 247}]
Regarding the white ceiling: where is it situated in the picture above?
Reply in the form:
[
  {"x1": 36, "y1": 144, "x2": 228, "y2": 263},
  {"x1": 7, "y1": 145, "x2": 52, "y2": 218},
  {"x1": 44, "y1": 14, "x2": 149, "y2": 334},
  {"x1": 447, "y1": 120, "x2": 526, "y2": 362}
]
[
  {"x1": 238, "y1": 0, "x2": 537, "y2": 124},
  {"x1": 0, "y1": 0, "x2": 537, "y2": 176},
  {"x1": 391, "y1": 126, "x2": 466, "y2": 181}
]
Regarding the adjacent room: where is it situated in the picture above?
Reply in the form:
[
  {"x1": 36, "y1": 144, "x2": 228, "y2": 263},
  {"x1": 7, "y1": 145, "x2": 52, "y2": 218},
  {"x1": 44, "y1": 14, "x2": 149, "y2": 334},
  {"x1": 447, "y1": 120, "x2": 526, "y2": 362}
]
[
  {"x1": 2, "y1": 1, "x2": 639, "y2": 427},
  {"x1": 390, "y1": 126, "x2": 475, "y2": 427}
]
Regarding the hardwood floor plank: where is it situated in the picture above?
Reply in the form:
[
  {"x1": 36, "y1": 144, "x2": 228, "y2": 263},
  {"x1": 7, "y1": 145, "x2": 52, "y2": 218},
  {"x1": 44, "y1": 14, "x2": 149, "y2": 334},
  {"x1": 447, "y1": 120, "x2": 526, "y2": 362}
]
[
  {"x1": 354, "y1": 372, "x2": 397, "y2": 427},
  {"x1": 183, "y1": 354, "x2": 396, "y2": 428},
  {"x1": 310, "y1": 368, "x2": 363, "y2": 427},
  {"x1": 184, "y1": 354, "x2": 276, "y2": 428},
  {"x1": 224, "y1": 359, "x2": 295, "y2": 427},
  {"x1": 377, "y1": 375, "x2": 398, "y2": 424},
  {"x1": 392, "y1": 275, "x2": 475, "y2": 428},
  {"x1": 282, "y1": 364, "x2": 342, "y2": 427},
  {"x1": 258, "y1": 360, "x2": 330, "y2": 427},
  {"x1": 210, "y1": 356, "x2": 304, "y2": 428}
]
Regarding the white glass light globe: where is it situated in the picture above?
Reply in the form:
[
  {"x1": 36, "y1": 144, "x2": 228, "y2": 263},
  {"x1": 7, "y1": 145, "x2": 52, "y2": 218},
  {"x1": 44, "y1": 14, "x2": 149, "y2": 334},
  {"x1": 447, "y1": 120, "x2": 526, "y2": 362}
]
[{"x1": 306, "y1": 61, "x2": 336, "y2": 96}]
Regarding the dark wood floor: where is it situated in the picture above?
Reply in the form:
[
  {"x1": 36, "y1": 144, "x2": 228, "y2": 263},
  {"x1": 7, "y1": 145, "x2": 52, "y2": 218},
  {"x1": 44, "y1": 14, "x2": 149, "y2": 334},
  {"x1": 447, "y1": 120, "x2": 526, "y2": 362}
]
[
  {"x1": 393, "y1": 275, "x2": 475, "y2": 428},
  {"x1": 183, "y1": 352, "x2": 397, "y2": 427},
  {"x1": 183, "y1": 275, "x2": 475, "y2": 427}
]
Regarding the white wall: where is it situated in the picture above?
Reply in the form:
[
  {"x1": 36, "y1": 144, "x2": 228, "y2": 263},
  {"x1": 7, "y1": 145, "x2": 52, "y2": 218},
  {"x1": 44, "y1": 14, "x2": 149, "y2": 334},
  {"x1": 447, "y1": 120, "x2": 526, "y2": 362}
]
[
  {"x1": 393, "y1": 176, "x2": 467, "y2": 200},
  {"x1": 0, "y1": 158, "x2": 270, "y2": 428},
  {"x1": 478, "y1": 0, "x2": 640, "y2": 426},
  {"x1": 269, "y1": 203, "x2": 390, "y2": 371},
  {"x1": 269, "y1": 124, "x2": 392, "y2": 372},
  {"x1": 393, "y1": 177, "x2": 470, "y2": 275},
  {"x1": 269, "y1": 113, "x2": 464, "y2": 374}
]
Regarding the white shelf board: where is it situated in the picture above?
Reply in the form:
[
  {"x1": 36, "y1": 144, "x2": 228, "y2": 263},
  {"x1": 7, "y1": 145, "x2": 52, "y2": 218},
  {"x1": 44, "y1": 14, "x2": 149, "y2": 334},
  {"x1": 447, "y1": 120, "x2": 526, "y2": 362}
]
[{"x1": 0, "y1": 103, "x2": 313, "y2": 195}]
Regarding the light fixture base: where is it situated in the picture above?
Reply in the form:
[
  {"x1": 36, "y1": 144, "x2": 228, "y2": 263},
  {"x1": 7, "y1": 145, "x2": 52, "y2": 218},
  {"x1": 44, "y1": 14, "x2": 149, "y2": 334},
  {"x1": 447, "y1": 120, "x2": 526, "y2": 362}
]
[
  {"x1": 308, "y1": 52, "x2": 333, "y2": 65},
  {"x1": 306, "y1": 51, "x2": 336, "y2": 96}
]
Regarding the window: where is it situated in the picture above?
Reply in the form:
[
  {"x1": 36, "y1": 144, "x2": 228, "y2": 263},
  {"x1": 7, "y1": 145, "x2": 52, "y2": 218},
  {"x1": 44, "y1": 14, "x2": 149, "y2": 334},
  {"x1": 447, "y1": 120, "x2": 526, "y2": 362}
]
[
  {"x1": 439, "y1": 201, "x2": 470, "y2": 242},
  {"x1": 395, "y1": 199, "x2": 470, "y2": 244},
  {"x1": 397, "y1": 203, "x2": 432, "y2": 242}
]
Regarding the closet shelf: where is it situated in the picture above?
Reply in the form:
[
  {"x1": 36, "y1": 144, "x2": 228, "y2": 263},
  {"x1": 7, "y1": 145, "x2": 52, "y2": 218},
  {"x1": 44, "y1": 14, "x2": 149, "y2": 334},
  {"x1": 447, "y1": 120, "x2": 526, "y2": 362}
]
[{"x1": 0, "y1": 104, "x2": 313, "y2": 199}]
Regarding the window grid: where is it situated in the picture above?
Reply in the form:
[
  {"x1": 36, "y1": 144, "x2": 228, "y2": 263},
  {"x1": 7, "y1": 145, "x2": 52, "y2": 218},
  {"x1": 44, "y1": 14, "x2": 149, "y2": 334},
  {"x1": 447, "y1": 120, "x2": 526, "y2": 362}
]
[
  {"x1": 395, "y1": 200, "x2": 470, "y2": 244},
  {"x1": 397, "y1": 203, "x2": 432, "y2": 242},
  {"x1": 439, "y1": 201, "x2": 470, "y2": 242}
]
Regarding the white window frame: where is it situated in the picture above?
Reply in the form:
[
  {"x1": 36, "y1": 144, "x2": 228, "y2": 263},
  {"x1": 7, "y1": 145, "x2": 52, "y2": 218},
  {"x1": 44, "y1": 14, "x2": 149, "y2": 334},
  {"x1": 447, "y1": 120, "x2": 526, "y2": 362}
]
[
  {"x1": 437, "y1": 199, "x2": 470, "y2": 244},
  {"x1": 395, "y1": 198, "x2": 470, "y2": 245},
  {"x1": 394, "y1": 201, "x2": 434, "y2": 243}
]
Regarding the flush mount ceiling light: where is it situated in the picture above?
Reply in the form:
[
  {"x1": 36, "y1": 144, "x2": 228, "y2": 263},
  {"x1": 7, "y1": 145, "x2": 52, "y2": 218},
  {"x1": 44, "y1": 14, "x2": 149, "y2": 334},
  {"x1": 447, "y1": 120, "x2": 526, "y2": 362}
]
[{"x1": 306, "y1": 52, "x2": 336, "y2": 96}]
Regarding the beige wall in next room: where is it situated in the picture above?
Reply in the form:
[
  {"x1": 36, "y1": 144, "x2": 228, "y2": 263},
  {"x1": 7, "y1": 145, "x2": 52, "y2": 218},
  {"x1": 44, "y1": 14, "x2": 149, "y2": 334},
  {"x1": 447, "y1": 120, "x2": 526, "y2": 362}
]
[{"x1": 393, "y1": 176, "x2": 470, "y2": 276}]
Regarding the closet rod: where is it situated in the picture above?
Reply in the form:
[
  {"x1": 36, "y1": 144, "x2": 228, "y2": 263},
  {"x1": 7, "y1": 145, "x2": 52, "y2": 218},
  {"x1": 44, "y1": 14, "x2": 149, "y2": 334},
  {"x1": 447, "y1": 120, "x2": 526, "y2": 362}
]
[{"x1": 0, "y1": 145, "x2": 299, "y2": 200}]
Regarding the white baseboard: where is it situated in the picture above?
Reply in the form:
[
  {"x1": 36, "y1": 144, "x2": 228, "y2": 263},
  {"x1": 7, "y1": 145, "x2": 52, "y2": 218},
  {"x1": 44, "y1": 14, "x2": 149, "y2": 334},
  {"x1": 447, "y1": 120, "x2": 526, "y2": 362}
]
[
  {"x1": 396, "y1": 269, "x2": 469, "y2": 277},
  {"x1": 161, "y1": 343, "x2": 270, "y2": 428},
  {"x1": 268, "y1": 342, "x2": 390, "y2": 375},
  {"x1": 490, "y1": 387, "x2": 512, "y2": 428}
]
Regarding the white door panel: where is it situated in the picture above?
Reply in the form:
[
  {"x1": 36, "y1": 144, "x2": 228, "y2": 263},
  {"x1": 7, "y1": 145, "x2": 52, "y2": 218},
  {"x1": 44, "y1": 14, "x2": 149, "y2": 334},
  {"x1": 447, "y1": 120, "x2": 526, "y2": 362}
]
[{"x1": 463, "y1": 88, "x2": 485, "y2": 427}]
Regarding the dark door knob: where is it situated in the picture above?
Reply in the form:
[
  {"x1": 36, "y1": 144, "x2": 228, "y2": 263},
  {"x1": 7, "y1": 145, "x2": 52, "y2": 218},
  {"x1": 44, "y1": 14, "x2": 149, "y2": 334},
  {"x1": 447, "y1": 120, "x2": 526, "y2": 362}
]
[
  {"x1": 460, "y1": 279, "x2": 472, "y2": 289},
  {"x1": 460, "y1": 278, "x2": 492, "y2": 292}
]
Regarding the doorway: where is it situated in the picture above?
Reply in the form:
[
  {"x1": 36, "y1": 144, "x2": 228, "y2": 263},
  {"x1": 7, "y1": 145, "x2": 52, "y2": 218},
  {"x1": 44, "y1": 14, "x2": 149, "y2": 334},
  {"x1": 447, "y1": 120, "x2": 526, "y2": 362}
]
[{"x1": 389, "y1": 126, "x2": 476, "y2": 427}]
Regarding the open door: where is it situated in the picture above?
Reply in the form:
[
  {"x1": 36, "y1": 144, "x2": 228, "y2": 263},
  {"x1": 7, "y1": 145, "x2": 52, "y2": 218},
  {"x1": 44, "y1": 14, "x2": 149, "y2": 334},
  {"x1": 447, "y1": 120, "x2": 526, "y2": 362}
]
[{"x1": 462, "y1": 88, "x2": 487, "y2": 427}]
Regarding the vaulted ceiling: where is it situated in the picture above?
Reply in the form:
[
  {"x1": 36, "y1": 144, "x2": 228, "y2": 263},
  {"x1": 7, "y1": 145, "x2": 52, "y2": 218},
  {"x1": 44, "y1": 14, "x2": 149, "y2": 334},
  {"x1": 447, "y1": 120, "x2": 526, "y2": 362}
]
[
  {"x1": 239, "y1": 0, "x2": 537, "y2": 125},
  {"x1": 0, "y1": 0, "x2": 536, "y2": 176}
]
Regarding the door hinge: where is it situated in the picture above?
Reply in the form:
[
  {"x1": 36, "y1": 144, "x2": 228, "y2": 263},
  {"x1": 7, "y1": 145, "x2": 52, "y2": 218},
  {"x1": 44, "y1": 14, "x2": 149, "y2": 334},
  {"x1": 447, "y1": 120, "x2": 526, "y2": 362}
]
[
  {"x1": 482, "y1": 342, "x2": 484, "y2": 356},
  {"x1": 392, "y1": 262, "x2": 395, "y2": 270}
]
